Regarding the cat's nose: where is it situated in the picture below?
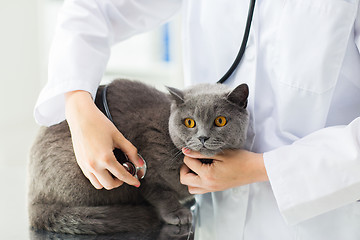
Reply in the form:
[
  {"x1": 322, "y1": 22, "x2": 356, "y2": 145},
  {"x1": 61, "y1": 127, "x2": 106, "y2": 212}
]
[{"x1": 198, "y1": 136, "x2": 210, "y2": 146}]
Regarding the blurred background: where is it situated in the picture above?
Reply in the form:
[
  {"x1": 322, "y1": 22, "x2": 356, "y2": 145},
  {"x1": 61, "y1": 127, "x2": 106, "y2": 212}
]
[{"x1": 0, "y1": 0, "x2": 183, "y2": 238}]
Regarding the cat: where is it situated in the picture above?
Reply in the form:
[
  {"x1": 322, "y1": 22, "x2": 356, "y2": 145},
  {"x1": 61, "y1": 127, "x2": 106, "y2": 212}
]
[{"x1": 28, "y1": 79, "x2": 249, "y2": 237}]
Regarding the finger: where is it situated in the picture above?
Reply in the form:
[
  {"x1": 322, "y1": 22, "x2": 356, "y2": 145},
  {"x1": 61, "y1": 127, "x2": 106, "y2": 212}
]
[
  {"x1": 87, "y1": 172, "x2": 104, "y2": 189},
  {"x1": 183, "y1": 156, "x2": 204, "y2": 175},
  {"x1": 180, "y1": 163, "x2": 210, "y2": 194},
  {"x1": 77, "y1": 161, "x2": 104, "y2": 189},
  {"x1": 182, "y1": 148, "x2": 210, "y2": 159},
  {"x1": 180, "y1": 163, "x2": 202, "y2": 187},
  {"x1": 180, "y1": 163, "x2": 191, "y2": 176},
  {"x1": 182, "y1": 148, "x2": 225, "y2": 162},
  {"x1": 113, "y1": 131, "x2": 143, "y2": 168},
  {"x1": 106, "y1": 158, "x2": 140, "y2": 187},
  {"x1": 94, "y1": 169, "x2": 123, "y2": 190},
  {"x1": 188, "y1": 186, "x2": 209, "y2": 195}
]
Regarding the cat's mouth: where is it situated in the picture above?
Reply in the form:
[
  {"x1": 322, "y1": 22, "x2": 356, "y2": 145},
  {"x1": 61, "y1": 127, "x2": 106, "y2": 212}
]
[{"x1": 187, "y1": 142, "x2": 224, "y2": 157}]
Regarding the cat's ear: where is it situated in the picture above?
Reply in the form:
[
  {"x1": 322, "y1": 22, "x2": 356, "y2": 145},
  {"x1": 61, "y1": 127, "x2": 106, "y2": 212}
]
[
  {"x1": 166, "y1": 86, "x2": 185, "y2": 105},
  {"x1": 227, "y1": 83, "x2": 249, "y2": 109}
]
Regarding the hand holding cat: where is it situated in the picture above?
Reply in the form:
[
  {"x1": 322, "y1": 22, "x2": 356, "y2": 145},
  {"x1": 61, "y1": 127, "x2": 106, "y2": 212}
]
[
  {"x1": 65, "y1": 90, "x2": 142, "y2": 190},
  {"x1": 180, "y1": 148, "x2": 268, "y2": 194}
]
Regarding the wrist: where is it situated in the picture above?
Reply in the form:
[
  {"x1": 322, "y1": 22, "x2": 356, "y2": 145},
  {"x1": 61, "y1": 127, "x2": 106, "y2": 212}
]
[
  {"x1": 65, "y1": 90, "x2": 94, "y2": 123},
  {"x1": 239, "y1": 151, "x2": 268, "y2": 185},
  {"x1": 250, "y1": 152, "x2": 269, "y2": 183}
]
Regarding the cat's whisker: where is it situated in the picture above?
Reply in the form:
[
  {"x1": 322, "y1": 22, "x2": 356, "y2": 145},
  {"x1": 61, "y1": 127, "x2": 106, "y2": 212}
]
[
  {"x1": 168, "y1": 147, "x2": 184, "y2": 163},
  {"x1": 169, "y1": 147, "x2": 182, "y2": 156},
  {"x1": 172, "y1": 150, "x2": 183, "y2": 160}
]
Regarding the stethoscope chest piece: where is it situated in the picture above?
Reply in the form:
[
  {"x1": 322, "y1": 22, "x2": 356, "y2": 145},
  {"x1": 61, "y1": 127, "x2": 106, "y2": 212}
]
[
  {"x1": 113, "y1": 148, "x2": 147, "y2": 180},
  {"x1": 122, "y1": 154, "x2": 147, "y2": 180}
]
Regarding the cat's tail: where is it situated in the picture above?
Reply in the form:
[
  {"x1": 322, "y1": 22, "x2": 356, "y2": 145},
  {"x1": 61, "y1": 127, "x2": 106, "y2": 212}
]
[{"x1": 29, "y1": 203, "x2": 161, "y2": 235}]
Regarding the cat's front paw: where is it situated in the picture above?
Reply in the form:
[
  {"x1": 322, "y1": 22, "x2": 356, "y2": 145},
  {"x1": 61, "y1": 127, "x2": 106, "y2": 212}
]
[
  {"x1": 160, "y1": 207, "x2": 192, "y2": 225},
  {"x1": 157, "y1": 224, "x2": 193, "y2": 240}
]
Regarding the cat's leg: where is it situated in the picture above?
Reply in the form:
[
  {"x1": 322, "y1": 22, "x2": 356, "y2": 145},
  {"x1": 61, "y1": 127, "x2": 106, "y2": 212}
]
[
  {"x1": 157, "y1": 224, "x2": 194, "y2": 240},
  {"x1": 141, "y1": 186, "x2": 193, "y2": 226}
]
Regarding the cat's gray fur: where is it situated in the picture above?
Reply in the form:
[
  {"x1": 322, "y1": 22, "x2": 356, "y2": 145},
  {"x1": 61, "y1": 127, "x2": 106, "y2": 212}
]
[
  {"x1": 28, "y1": 79, "x2": 249, "y2": 235},
  {"x1": 168, "y1": 83, "x2": 249, "y2": 157}
]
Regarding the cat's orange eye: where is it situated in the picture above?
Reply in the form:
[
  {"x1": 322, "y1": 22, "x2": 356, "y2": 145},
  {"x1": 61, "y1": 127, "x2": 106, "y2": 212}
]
[
  {"x1": 184, "y1": 118, "x2": 196, "y2": 128},
  {"x1": 214, "y1": 116, "x2": 227, "y2": 127}
]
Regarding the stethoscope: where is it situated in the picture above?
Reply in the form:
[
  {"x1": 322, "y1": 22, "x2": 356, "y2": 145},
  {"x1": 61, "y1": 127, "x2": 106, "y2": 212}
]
[
  {"x1": 101, "y1": 0, "x2": 256, "y2": 180},
  {"x1": 101, "y1": 86, "x2": 147, "y2": 180},
  {"x1": 217, "y1": 0, "x2": 256, "y2": 84}
]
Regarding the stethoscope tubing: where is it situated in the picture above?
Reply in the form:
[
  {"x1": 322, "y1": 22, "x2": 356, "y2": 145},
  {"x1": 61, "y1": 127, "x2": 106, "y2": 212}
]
[{"x1": 217, "y1": 0, "x2": 256, "y2": 84}]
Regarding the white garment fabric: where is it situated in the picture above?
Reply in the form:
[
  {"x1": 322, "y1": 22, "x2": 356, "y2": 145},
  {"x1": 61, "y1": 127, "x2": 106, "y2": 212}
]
[
  {"x1": 34, "y1": 0, "x2": 360, "y2": 239},
  {"x1": 34, "y1": 0, "x2": 182, "y2": 125}
]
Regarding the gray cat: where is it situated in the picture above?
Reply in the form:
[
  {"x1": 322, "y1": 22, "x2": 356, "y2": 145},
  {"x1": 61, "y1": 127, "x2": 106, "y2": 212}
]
[{"x1": 28, "y1": 79, "x2": 249, "y2": 236}]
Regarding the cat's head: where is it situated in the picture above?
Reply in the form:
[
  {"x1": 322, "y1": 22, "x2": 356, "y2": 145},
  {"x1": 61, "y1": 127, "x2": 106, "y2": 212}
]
[{"x1": 167, "y1": 83, "x2": 249, "y2": 157}]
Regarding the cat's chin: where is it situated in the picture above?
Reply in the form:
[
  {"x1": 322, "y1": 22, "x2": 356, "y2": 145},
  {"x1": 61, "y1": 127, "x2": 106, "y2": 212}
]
[{"x1": 197, "y1": 148, "x2": 221, "y2": 157}]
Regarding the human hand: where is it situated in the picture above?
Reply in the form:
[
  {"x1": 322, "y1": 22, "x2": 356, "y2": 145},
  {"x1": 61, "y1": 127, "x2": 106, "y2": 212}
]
[
  {"x1": 65, "y1": 90, "x2": 143, "y2": 190},
  {"x1": 180, "y1": 148, "x2": 268, "y2": 194}
]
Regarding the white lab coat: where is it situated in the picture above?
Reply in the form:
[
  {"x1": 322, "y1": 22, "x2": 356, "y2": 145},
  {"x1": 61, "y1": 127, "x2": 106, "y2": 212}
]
[{"x1": 34, "y1": 0, "x2": 360, "y2": 239}]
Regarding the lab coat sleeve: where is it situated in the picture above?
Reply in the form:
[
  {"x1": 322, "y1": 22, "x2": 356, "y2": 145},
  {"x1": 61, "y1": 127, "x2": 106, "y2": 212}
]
[
  {"x1": 264, "y1": 117, "x2": 360, "y2": 225},
  {"x1": 34, "y1": 0, "x2": 182, "y2": 126}
]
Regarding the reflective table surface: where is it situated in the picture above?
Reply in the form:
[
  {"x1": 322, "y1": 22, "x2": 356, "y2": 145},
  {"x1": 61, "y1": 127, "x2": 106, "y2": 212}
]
[
  {"x1": 30, "y1": 224, "x2": 194, "y2": 240},
  {"x1": 1, "y1": 163, "x2": 195, "y2": 240}
]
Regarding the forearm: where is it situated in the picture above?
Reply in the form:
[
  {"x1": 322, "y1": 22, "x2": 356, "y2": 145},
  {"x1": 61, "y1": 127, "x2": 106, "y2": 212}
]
[{"x1": 240, "y1": 151, "x2": 268, "y2": 184}]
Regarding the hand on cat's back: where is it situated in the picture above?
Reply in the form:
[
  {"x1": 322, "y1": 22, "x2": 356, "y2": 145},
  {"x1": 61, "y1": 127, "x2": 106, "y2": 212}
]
[
  {"x1": 65, "y1": 90, "x2": 142, "y2": 190},
  {"x1": 179, "y1": 148, "x2": 268, "y2": 194}
]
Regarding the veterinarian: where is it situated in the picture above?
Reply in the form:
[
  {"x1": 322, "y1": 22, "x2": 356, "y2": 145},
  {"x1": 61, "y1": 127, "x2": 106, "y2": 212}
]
[{"x1": 34, "y1": 0, "x2": 360, "y2": 239}]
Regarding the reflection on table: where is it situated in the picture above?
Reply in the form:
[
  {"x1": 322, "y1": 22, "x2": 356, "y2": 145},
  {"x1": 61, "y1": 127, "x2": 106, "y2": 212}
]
[{"x1": 30, "y1": 223, "x2": 194, "y2": 240}]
